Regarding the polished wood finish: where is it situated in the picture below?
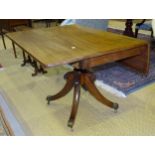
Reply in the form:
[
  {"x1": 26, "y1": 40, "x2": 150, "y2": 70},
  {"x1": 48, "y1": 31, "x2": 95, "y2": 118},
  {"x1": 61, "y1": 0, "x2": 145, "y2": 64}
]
[
  {"x1": 13, "y1": 25, "x2": 33, "y2": 58},
  {"x1": 47, "y1": 69, "x2": 119, "y2": 128},
  {"x1": 46, "y1": 72, "x2": 75, "y2": 103},
  {"x1": 6, "y1": 25, "x2": 149, "y2": 128},
  {"x1": 6, "y1": 25, "x2": 149, "y2": 70},
  {"x1": 121, "y1": 45, "x2": 149, "y2": 75}
]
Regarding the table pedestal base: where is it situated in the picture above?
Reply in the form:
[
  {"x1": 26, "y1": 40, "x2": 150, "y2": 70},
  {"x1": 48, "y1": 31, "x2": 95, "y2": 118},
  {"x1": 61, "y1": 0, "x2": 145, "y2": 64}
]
[{"x1": 47, "y1": 69, "x2": 119, "y2": 128}]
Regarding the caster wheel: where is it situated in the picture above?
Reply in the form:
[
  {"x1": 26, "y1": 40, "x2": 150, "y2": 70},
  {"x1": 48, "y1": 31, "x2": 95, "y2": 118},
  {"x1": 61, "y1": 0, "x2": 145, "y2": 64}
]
[
  {"x1": 46, "y1": 96, "x2": 51, "y2": 100},
  {"x1": 47, "y1": 101, "x2": 50, "y2": 105},
  {"x1": 46, "y1": 96, "x2": 52, "y2": 105},
  {"x1": 32, "y1": 73, "x2": 37, "y2": 77},
  {"x1": 113, "y1": 103, "x2": 119, "y2": 112},
  {"x1": 21, "y1": 63, "x2": 25, "y2": 67},
  {"x1": 67, "y1": 120, "x2": 73, "y2": 128}
]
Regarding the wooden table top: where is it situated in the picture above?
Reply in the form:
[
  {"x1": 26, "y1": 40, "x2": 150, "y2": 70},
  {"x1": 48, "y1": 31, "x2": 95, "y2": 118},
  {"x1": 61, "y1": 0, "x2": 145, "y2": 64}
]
[{"x1": 6, "y1": 25, "x2": 149, "y2": 68}]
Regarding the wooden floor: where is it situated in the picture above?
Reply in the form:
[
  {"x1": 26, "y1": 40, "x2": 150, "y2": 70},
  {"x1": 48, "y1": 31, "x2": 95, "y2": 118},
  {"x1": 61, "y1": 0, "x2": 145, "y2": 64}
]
[{"x1": 0, "y1": 20, "x2": 155, "y2": 135}]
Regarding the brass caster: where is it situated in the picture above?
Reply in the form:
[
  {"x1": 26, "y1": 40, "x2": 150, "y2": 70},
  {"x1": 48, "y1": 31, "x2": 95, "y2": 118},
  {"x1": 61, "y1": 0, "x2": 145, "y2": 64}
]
[
  {"x1": 47, "y1": 101, "x2": 50, "y2": 105},
  {"x1": 21, "y1": 63, "x2": 26, "y2": 67},
  {"x1": 32, "y1": 73, "x2": 37, "y2": 76},
  {"x1": 46, "y1": 96, "x2": 52, "y2": 105},
  {"x1": 113, "y1": 103, "x2": 119, "y2": 110},
  {"x1": 67, "y1": 120, "x2": 73, "y2": 129},
  {"x1": 113, "y1": 103, "x2": 119, "y2": 113}
]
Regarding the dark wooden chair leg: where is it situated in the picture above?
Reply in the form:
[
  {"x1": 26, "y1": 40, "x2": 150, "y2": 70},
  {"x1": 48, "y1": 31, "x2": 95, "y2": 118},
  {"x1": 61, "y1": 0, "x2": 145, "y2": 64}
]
[
  {"x1": 46, "y1": 71, "x2": 75, "y2": 104},
  {"x1": 83, "y1": 72, "x2": 119, "y2": 110},
  {"x1": 134, "y1": 19, "x2": 153, "y2": 38},
  {"x1": 31, "y1": 59, "x2": 36, "y2": 67},
  {"x1": 68, "y1": 82, "x2": 81, "y2": 128},
  {"x1": 151, "y1": 29, "x2": 154, "y2": 38},
  {"x1": 1, "y1": 33, "x2": 6, "y2": 49},
  {"x1": 12, "y1": 41, "x2": 17, "y2": 58},
  {"x1": 32, "y1": 60, "x2": 39, "y2": 76},
  {"x1": 27, "y1": 55, "x2": 32, "y2": 64},
  {"x1": 21, "y1": 52, "x2": 36, "y2": 67},
  {"x1": 21, "y1": 50, "x2": 27, "y2": 66},
  {"x1": 135, "y1": 28, "x2": 139, "y2": 38}
]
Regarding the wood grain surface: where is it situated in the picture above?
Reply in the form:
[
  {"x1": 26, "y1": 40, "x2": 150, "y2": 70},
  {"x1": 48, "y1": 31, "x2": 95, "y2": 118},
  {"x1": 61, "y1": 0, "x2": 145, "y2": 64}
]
[{"x1": 6, "y1": 25, "x2": 149, "y2": 68}]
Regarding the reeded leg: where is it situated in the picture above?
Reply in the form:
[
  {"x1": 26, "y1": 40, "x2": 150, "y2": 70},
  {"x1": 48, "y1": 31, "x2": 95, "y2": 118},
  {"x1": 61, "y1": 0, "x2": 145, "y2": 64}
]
[
  {"x1": 32, "y1": 60, "x2": 39, "y2": 76},
  {"x1": 68, "y1": 82, "x2": 81, "y2": 128},
  {"x1": 83, "y1": 72, "x2": 119, "y2": 110},
  {"x1": 21, "y1": 50, "x2": 27, "y2": 66},
  {"x1": 28, "y1": 55, "x2": 32, "y2": 64},
  {"x1": 12, "y1": 41, "x2": 17, "y2": 58},
  {"x1": 46, "y1": 72, "x2": 75, "y2": 104},
  {"x1": 135, "y1": 28, "x2": 139, "y2": 38}
]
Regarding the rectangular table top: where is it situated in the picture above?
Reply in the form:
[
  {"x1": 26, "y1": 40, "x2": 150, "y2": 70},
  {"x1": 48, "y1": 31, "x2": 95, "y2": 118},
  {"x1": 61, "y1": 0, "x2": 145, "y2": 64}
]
[{"x1": 6, "y1": 25, "x2": 149, "y2": 68}]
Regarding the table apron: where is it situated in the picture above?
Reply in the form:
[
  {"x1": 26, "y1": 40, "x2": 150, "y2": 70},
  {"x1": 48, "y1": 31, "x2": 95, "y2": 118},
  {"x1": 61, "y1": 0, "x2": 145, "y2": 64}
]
[{"x1": 79, "y1": 45, "x2": 149, "y2": 74}]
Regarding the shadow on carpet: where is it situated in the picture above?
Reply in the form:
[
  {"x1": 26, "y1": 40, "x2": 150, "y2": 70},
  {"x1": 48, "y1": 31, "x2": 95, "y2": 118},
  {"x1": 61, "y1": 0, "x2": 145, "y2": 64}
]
[{"x1": 94, "y1": 29, "x2": 155, "y2": 97}]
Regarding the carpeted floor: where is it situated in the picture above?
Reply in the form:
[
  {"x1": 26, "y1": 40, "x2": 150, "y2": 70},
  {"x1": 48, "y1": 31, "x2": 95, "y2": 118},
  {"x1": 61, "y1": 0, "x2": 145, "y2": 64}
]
[{"x1": 1, "y1": 20, "x2": 155, "y2": 136}]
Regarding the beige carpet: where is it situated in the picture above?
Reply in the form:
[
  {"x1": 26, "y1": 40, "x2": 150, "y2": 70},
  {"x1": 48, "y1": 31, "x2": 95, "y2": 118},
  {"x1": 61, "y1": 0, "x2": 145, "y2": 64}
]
[{"x1": 0, "y1": 22, "x2": 155, "y2": 135}]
